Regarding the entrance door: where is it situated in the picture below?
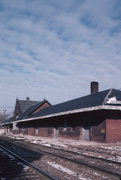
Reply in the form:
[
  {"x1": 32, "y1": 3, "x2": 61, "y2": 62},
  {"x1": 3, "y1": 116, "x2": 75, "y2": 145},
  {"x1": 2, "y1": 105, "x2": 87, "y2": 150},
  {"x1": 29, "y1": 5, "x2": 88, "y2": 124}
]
[
  {"x1": 82, "y1": 127, "x2": 90, "y2": 141},
  {"x1": 35, "y1": 128, "x2": 39, "y2": 136}
]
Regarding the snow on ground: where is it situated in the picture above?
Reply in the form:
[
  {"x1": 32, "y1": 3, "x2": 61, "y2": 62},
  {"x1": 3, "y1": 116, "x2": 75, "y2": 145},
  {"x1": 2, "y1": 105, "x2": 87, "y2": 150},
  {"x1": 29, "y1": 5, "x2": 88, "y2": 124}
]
[
  {"x1": 47, "y1": 161, "x2": 77, "y2": 176},
  {"x1": 6, "y1": 133, "x2": 70, "y2": 149},
  {"x1": 3, "y1": 133, "x2": 121, "y2": 157},
  {"x1": 5, "y1": 133, "x2": 100, "y2": 149},
  {"x1": 47, "y1": 161, "x2": 91, "y2": 180},
  {"x1": 1, "y1": 133, "x2": 121, "y2": 179},
  {"x1": 17, "y1": 162, "x2": 30, "y2": 171},
  {"x1": 100, "y1": 145, "x2": 121, "y2": 151}
]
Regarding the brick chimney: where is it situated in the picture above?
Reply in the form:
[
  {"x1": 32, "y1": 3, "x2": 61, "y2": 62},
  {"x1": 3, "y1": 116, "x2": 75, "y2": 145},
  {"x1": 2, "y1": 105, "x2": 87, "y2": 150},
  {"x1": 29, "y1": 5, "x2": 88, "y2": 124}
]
[
  {"x1": 26, "y1": 97, "x2": 30, "y2": 102},
  {"x1": 90, "y1": 81, "x2": 99, "y2": 94}
]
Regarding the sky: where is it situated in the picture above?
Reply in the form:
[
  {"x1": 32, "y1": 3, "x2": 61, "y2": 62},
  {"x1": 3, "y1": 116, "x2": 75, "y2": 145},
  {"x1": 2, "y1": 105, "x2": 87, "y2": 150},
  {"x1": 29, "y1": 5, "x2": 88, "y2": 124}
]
[{"x1": 0, "y1": 0, "x2": 121, "y2": 112}]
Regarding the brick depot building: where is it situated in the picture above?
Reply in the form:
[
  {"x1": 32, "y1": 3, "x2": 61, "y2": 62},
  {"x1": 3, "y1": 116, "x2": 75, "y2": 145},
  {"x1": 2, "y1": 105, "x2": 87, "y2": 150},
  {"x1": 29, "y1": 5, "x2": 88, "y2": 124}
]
[{"x1": 4, "y1": 82, "x2": 121, "y2": 143}]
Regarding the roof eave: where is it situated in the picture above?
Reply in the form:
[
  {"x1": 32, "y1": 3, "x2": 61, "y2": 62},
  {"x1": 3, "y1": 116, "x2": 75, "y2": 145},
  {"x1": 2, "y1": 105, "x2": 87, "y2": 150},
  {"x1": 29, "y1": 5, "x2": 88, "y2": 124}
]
[{"x1": 13, "y1": 105, "x2": 121, "y2": 124}]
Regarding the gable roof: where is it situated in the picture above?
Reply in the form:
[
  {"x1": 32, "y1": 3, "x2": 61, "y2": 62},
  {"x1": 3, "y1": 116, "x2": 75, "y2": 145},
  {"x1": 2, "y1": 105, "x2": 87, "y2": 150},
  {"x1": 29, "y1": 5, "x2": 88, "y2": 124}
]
[
  {"x1": 1, "y1": 99, "x2": 51, "y2": 125},
  {"x1": 18, "y1": 99, "x2": 51, "y2": 120},
  {"x1": 15, "y1": 88, "x2": 121, "y2": 123},
  {"x1": 18, "y1": 99, "x2": 40, "y2": 113}
]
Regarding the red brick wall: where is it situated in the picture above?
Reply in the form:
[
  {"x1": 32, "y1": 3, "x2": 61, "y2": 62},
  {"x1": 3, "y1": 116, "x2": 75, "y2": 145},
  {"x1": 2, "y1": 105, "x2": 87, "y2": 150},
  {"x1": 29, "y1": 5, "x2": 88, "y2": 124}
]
[
  {"x1": 58, "y1": 127, "x2": 81, "y2": 140},
  {"x1": 28, "y1": 128, "x2": 35, "y2": 136},
  {"x1": 106, "y1": 119, "x2": 121, "y2": 143},
  {"x1": 33, "y1": 102, "x2": 50, "y2": 114},
  {"x1": 38, "y1": 128, "x2": 49, "y2": 137},
  {"x1": 91, "y1": 121, "x2": 106, "y2": 142}
]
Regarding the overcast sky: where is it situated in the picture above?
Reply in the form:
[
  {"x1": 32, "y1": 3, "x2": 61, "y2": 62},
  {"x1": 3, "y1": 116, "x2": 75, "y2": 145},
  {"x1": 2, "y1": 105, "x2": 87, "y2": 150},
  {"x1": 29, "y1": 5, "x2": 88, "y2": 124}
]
[{"x1": 0, "y1": 0, "x2": 121, "y2": 111}]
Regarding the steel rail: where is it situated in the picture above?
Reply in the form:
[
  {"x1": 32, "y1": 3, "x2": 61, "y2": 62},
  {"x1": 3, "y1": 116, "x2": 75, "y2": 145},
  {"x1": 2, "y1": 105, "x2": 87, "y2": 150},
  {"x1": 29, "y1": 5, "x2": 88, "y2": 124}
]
[
  {"x1": 0, "y1": 144, "x2": 59, "y2": 180},
  {"x1": 19, "y1": 143, "x2": 121, "y2": 179},
  {"x1": 1, "y1": 137, "x2": 121, "y2": 179},
  {"x1": 4, "y1": 139, "x2": 121, "y2": 179},
  {"x1": 33, "y1": 143, "x2": 121, "y2": 166},
  {"x1": 35, "y1": 148, "x2": 121, "y2": 179},
  {"x1": 13, "y1": 141, "x2": 121, "y2": 179}
]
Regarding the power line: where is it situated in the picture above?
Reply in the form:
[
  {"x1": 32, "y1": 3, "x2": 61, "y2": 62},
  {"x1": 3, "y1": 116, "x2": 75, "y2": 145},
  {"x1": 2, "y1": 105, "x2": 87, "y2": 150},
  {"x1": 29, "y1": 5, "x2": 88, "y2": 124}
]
[{"x1": 0, "y1": 107, "x2": 14, "y2": 109}]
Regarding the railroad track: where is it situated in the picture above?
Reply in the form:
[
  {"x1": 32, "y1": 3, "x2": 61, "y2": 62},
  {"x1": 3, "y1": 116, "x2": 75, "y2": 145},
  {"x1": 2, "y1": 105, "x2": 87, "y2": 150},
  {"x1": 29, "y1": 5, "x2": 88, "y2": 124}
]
[
  {"x1": 0, "y1": 144, "x2": 59, "y2": 180},
  {"x1": 75, "y1": 145, "x2": 121, "y2": 158},
  {"x1": 30, "y1": 143, "x2": 121, "y2": 164},
  {"x1": 1, "y1": 136, "x2": 121, "y2": 180},
  {"x1": 25, "y1": 142, "x2": 121, "y2": 179},
  {"x1": 14, "y1": 140, "x2": 121, "y2": 179}
]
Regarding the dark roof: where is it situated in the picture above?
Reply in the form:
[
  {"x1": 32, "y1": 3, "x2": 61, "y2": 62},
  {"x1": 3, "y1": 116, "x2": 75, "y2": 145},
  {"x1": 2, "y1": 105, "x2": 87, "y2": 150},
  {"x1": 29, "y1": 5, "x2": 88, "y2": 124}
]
[
  {"x1": 18, "y1": 99, "x2": 40, "y2": 113},
  {"x1": 23, "y1": 88, "x2": 121, "y2": 120},
  {"x1": 2, "y1": 99, "x2": 51, "y2": 124},
  {"x1": 18, "y1": 99, "x2": 51, "y2": 120}
]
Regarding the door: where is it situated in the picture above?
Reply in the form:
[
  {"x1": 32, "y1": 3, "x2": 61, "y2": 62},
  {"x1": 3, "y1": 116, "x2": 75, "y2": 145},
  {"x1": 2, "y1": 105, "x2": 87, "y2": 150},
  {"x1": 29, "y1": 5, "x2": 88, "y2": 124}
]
[{"x1": 82, "y1": 127, "x2": 90, "y2": 141}]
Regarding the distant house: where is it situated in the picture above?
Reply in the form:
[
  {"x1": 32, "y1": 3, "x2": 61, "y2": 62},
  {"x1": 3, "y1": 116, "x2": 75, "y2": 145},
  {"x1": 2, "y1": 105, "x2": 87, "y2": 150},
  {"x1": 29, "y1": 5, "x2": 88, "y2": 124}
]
[
  {"x1": 16, "y1": 99, "x2": 52, "y2": 136},
  {"x1": 3, "y1": 97, "x2": 51, "y2": 134},
  {"x1": 18, "y1": 99, "x2": 51, "y2": 120},
  {"x1": 13, "y1": 97, "x2": 41, "y2": 120}
]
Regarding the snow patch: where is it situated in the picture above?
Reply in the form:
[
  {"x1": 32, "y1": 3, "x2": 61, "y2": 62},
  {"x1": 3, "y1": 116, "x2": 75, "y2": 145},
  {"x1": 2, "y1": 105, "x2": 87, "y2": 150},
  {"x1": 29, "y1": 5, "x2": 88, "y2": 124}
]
[
  {"x1": 17, "y1": 162, "x2": 24, "y2": 166},
  {"x1": 47, "y1": 161, "x2": 91, "y2": 180},
  {"x1": 17, "y1": 162, "x2": 29, "y2": 171},
  {"x1": 23, "y1": 166, "x2": 29, "y2": 171},
  {"x1": 31, "y1": 140, "x2": 38, "y2": 144},
  {"x1": 107, "y1": 97, "x2": 117, "y2": 104},
  {"x1": 106, "y1": 97, "x2": 121, "y2": 104},
  {"x1": 41, "y1": 143, "x2": 51, "y2": 147},
  {"x1": 47, "y1": 161, "x2": 76, "y2": 176}
]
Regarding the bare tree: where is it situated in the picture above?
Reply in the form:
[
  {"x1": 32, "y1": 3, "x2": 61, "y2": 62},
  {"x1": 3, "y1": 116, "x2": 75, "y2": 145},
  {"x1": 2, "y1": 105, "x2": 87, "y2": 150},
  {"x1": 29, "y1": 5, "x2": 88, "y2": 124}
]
[{"x1": 0, "y1": 110, "x2": 11, "y2": 123}]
